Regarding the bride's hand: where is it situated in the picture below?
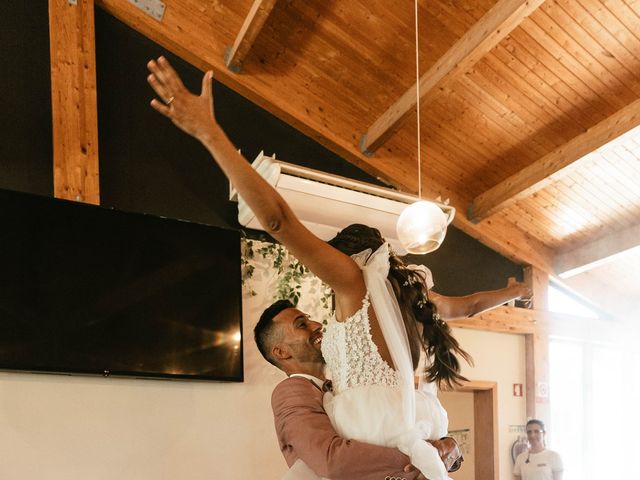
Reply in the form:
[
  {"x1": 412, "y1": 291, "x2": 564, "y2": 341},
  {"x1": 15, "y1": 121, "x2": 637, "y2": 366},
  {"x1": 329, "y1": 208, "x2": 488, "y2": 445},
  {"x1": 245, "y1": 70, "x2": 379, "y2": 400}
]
[{"x1": 147, "y1": 56, "x2": 220, "y2": 142}]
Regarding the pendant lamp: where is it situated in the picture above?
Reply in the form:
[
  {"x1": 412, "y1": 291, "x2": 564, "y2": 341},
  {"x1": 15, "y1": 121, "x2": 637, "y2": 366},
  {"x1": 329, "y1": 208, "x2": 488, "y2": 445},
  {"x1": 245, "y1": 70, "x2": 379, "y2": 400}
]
[
  {"x1": 397, "y1": 200, "x2": 447, "y2": 254},
  {"x1": 396, "y1": 0, "x2": 452, "y2": 254}
]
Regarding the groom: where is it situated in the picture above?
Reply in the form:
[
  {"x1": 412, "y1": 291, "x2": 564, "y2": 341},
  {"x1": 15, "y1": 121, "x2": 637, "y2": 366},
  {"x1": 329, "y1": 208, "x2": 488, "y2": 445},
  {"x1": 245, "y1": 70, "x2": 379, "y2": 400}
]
[{"x1": 255, "y1": 299, "x2": 427, "y2": 480}]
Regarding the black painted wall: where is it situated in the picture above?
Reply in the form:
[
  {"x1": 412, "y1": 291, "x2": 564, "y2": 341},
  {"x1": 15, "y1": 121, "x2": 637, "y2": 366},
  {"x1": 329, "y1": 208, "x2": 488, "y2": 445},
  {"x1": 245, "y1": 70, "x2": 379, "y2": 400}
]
[
  {"x1": 0, "y1": 2, "x2": 52, "y2": 196},
  {"x1": 1, "y1": 4, "x2": 522, "y2": 296}
]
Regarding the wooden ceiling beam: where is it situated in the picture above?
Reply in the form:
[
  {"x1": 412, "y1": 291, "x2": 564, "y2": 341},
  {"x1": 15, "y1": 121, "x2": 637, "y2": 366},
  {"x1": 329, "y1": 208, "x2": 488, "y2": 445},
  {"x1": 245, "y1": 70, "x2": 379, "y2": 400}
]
[
  {"x1": 555, "y1": 221, "x2": 640, "y2": 278},
  {"x1": 224, "y1": 0, "x2": 278, "y2": 73},
  {"x1": 49, "y1": 0, "x2": 100, "y2": 204},
  {"x1": 469, "y1": 98, "x2": 640, "y2": 222},
  {"x1": 359, "y1": 0, "x2": 545, "y2": 155},
  {"x1": 452, "y1": 205, "x2": 555, "y2": 273}
]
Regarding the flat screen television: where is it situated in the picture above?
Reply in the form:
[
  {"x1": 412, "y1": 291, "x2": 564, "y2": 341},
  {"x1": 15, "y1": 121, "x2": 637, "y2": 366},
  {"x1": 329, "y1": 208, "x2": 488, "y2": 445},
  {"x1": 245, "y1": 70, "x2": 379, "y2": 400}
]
[{"x1": 0, "y1": 189, "x2": 243, "y2": 381}]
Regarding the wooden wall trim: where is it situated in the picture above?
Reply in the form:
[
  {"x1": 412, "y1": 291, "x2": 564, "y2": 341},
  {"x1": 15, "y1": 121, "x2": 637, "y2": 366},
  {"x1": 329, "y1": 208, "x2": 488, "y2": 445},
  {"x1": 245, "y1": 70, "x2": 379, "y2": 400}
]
[
  {"x1": 457, "y1": 380, "x2": 497, "y2": 392},
  {"x1": 474, "y1": 382, "x2": 498, "y2": 480},
  {"x1": 448, "y1": 306, "x2": 537, "y2": 334},
  {"x1": 454, "y1": 381, "x2": 498, "y2": 480},
  {"x1": 49, "y1": 0, "x2": 100, "y2": 204}
]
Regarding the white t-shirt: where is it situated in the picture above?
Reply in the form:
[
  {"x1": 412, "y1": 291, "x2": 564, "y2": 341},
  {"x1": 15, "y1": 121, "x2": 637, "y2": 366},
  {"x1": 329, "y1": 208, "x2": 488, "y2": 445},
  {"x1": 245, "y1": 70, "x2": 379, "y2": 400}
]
[{"x1": 513, "y1": 449, "x2": 563, "y2": 480}]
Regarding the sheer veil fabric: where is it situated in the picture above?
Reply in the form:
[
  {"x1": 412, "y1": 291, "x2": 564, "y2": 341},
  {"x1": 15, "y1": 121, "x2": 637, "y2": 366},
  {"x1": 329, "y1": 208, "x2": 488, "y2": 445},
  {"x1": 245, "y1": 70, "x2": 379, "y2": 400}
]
[{"x1": 349, "y1": 243, "x2": 416, "y2": 428}]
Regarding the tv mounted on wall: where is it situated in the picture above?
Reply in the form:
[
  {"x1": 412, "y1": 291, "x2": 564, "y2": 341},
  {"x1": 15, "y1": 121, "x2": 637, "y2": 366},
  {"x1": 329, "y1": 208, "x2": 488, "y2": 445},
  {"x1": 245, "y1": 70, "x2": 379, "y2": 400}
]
[{"x1": 0, "y1": 189, "x2": 243, "y2": 381}]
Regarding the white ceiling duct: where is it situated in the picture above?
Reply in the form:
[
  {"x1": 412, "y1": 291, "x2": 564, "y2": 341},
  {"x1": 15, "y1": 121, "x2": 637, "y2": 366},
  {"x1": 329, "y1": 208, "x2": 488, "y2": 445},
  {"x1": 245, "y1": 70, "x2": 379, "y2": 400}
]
[{"x1": 229, "y1": 151, "x2": 455, "y2": 255}]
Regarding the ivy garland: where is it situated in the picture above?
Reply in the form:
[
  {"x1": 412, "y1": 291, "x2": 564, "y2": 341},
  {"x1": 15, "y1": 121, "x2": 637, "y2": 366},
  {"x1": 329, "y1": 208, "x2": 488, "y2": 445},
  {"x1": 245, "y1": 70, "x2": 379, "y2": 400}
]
[{"x1": 241, "y1": 237, "x2": 333, "y2": 310}]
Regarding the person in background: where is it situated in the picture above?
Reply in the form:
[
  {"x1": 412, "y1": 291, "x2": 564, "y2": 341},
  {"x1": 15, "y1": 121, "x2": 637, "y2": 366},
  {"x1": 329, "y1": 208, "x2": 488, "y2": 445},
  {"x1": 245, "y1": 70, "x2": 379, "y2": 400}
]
[{"x1": 513, "y1": 419, "x2": 563, "y2": 480}]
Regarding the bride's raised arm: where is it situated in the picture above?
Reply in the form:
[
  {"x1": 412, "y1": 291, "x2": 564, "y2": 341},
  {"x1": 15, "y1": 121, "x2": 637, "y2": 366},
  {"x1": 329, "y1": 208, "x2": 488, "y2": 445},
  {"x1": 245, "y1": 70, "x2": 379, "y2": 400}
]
[{"x1": 146, "y1": 57, "x2": 363, "y2": 304}]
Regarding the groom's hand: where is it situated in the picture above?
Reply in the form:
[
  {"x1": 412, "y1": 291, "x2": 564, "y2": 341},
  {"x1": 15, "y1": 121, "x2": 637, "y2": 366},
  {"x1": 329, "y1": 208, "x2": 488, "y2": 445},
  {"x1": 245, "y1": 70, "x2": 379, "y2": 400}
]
[
  {"x1": 428, "y1": 437, "x2": 463, "y2": 472},
  {"x1": 403, "y1": 463, "x2": 427, "y2": 480}
]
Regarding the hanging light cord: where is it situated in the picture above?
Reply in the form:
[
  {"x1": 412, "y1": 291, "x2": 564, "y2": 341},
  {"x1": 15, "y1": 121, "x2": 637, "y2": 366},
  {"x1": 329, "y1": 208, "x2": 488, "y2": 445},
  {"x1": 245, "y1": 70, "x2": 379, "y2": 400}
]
[{"x1": 414, "y1": 0, "x2": 422, "y2": 199}]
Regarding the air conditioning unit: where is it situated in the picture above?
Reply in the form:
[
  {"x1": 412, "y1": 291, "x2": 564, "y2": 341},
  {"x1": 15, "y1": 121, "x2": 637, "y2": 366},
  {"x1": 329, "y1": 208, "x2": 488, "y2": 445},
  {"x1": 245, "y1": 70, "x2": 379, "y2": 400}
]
[{"x1": 229, "y1": 152, "x2": 455, "y2": 254}]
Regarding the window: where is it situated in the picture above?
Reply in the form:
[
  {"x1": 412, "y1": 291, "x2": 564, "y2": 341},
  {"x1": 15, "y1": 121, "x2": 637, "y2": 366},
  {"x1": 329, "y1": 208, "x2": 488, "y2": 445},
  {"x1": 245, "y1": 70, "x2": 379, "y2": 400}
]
[
  {"x1": 549, "y1": 340, "x2": 585, "y2": 480},
  {"x1": 550, "y1": 339, "x2": 637, "y2": 480}
]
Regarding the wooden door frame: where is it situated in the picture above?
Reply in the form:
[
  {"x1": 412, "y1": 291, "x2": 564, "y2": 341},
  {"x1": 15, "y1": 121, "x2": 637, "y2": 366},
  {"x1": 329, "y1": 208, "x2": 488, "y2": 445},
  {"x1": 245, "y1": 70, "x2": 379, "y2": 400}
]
[{"x1": 456, "y1": 380, "x2": 499, "y2": 480}]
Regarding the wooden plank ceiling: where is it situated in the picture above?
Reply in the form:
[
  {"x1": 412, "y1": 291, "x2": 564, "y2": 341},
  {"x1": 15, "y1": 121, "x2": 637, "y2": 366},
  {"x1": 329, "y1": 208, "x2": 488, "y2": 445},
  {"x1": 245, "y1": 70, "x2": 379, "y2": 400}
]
[{"x1": 88, "y1": 0, "x2": 640, "y2": 317}]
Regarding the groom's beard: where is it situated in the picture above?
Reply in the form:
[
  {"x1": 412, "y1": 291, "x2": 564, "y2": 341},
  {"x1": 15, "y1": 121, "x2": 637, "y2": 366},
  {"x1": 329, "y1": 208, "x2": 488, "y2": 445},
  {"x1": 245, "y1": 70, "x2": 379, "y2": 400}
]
[{"x1": 287, "y1": 340, "x2": 325, "y2": 365}]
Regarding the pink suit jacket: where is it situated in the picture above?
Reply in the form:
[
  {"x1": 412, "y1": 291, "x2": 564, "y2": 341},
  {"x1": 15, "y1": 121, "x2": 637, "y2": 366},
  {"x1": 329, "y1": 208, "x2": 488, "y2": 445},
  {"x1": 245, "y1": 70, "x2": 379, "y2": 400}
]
[{"x1": 271, "y1": 376, "x2": 420, "y2": 480}]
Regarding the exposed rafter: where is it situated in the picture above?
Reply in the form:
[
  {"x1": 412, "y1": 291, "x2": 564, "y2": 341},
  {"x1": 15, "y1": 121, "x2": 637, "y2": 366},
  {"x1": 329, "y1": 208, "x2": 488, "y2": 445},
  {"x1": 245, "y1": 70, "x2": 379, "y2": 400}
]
[
  {"x1": 453, "y1": 205, "x2": 555, "y2": 274},
  {"x1": 468, "y1": 98, "x2": 640, "y2": 222},
  {"x1": 359, "y1": 0, "x2": 545, "y2": 155},
  {"x1": 555, "y1": 222, "x2": 640, "y2": 278},
  {"x1": 224, "y1": 0, "x2": 278, "y2": 73},
  {"x1": 49, "y1": 0, "x2": 100, "y2": 204}
]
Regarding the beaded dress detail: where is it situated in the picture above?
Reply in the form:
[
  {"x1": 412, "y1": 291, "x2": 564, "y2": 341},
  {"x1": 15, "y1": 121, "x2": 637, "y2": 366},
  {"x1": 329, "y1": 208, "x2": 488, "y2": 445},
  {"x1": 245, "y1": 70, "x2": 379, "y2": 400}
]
[{"x1": 321, "y1": 293, "x2": 398, "y2": 394}]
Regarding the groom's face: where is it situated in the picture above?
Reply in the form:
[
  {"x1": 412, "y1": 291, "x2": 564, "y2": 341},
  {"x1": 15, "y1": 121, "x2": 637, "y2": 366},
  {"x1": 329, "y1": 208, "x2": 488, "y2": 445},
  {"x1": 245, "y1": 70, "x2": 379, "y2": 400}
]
[{"x1": 273, "y1": 307, "x2": 324, "y2": 365}]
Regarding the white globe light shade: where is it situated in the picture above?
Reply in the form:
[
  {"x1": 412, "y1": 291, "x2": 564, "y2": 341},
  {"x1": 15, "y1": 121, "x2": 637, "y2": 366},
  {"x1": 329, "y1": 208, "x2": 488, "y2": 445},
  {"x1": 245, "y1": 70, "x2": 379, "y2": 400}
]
[{"x1": 396, "y1": 200, "x2": 448, "y2": 254}]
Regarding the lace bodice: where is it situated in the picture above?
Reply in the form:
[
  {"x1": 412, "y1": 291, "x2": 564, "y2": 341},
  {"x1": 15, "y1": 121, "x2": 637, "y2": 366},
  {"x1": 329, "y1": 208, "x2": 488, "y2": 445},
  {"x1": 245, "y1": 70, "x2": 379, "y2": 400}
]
[{"x1": 321, "y1": 293, "x2": 399, "y2": 394}]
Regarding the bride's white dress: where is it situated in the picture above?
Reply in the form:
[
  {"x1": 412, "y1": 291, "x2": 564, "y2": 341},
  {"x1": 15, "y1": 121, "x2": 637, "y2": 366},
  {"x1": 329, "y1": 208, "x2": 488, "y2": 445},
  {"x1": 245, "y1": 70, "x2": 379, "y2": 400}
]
[
  {"x1": 321, "y1": 300, "x2": 450, "y2": 478},
  {"x1": 283, "y1": 243, "x2": 450, "y2": 480}
]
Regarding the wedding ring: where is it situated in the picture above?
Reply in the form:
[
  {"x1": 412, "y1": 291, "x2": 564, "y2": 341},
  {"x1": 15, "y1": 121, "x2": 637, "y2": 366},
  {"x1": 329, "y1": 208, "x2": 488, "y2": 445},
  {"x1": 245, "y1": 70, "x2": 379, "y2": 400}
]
[{"x1": 166, "y1": 96, "x2": 175, "y2": 105}]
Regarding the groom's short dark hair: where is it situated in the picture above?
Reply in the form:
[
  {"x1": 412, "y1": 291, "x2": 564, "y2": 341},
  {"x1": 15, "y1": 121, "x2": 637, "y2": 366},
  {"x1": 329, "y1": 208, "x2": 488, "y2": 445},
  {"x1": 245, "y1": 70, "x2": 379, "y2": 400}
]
[{"x1": 254, "y1": 299, "x2": 295, "y2": 367}]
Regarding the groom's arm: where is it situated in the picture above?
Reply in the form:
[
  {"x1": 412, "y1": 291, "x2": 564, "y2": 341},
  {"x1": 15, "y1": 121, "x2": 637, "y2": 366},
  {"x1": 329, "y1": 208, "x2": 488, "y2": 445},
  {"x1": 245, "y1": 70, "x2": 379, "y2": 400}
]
[{"x1": 272, "y1": 377, "x2": 421, "y2": 480}]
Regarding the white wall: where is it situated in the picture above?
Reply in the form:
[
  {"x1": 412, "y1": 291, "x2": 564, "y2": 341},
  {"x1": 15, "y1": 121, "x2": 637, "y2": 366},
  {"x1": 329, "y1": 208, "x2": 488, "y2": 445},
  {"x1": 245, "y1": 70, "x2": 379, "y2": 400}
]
[{"x1": 0, "y1": 245, "x2": 526, "y2": 479}]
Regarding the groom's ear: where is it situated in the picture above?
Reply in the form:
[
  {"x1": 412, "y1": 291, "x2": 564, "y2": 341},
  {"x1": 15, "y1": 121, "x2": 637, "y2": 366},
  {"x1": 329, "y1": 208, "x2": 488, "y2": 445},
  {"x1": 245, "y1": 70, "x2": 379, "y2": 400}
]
[{"x1": 272, "y1": 344, "x2": 292, "y2": 362}]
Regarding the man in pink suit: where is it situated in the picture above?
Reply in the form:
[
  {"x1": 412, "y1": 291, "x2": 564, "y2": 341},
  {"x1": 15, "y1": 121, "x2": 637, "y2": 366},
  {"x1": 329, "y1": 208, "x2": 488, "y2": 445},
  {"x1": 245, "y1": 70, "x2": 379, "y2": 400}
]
[{"x1": 255, "y1": 299, "x2": 425, "y2": 480}]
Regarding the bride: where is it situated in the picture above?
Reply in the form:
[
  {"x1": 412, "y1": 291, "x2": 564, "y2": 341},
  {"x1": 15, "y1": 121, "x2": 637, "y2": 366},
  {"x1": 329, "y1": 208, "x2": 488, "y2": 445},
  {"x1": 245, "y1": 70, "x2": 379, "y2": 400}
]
[{"x1": 146, "y1": 57, "x2": 528, "y2": 479}]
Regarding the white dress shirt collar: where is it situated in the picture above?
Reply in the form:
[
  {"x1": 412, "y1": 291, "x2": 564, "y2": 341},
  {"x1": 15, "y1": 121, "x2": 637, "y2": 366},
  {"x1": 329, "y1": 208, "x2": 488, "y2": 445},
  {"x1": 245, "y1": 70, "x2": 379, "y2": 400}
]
[{"x1": 289, "y1": 373, "x2": 324, "y2": 389}]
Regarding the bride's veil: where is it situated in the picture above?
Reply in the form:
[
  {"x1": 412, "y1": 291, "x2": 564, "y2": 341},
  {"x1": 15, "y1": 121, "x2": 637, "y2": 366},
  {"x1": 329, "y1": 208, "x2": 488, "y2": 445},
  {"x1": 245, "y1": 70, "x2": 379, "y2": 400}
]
[{"x1": 351, "y1": 243, "x2": 416, "y2": 429}]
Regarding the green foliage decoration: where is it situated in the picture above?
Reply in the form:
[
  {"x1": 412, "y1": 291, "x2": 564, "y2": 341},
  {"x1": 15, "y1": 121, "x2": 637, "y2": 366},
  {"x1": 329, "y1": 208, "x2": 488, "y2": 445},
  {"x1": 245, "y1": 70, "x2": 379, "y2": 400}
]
[{"x1": 241, "y1": 237, "x2": 333, "y2": 309}]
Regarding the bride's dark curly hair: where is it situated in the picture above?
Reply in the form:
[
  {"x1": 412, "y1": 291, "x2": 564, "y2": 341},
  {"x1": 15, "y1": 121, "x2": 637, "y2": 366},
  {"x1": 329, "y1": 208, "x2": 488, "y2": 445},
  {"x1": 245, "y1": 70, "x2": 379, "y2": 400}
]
[{"x1": 328, "y1": 223, "x2": 472, "y2": 389}]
